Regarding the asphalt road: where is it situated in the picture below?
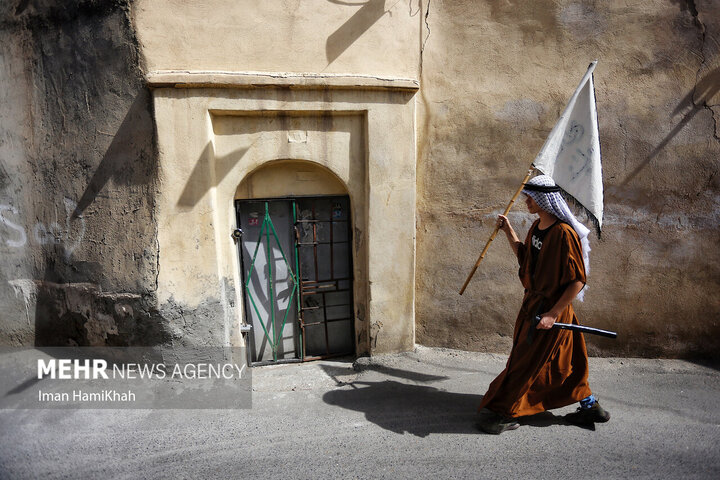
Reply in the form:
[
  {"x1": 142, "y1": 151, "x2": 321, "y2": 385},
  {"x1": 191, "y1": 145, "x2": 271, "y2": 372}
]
[{"x1": 1, "y1": 346, "x2": 719, "y2": 479}]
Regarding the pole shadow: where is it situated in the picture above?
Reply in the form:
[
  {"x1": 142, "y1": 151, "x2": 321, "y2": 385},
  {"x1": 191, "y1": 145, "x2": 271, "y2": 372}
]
[
  {"x1": 176, "y1": 143, "x2": 250, "y2": 208},
  {"x1": 326, "y1": 0, "x2": 388, "y2": 65},
  {"x1": 619, "y1": 67, "x2": 720, "y2": 187},
  {"x1": 351, "y1": 362, "x2": 450, "y2": 383},
  {"x1": 73, "y1": 90, "x2": 155, "y2": 218}
]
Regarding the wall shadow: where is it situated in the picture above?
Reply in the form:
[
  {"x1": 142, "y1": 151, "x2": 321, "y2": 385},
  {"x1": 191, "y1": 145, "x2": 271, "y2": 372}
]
[
  {"x1": 620, "y1": 67, "x2": 720, "y2": 187},
  {"x1": 179, "y1": 113, "x2": 361, "y2": 208},
  {"x1": 687, "y1": 359, "x2": 720, "y2": 373},
  {"x1": 176, "y1": 143, "x2": 250, "y2": 208},
  {"x1": 326, "y1": 0, "x2": 388, "y2": 65},
  {"x1": 73, "y1": 90, "x2": 155, "y2": 218}
]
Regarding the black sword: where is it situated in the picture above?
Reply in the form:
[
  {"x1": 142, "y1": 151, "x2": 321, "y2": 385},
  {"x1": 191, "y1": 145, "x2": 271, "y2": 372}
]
[{"x1": 527, "y1": 315, "x2": 617, "y2": 344}]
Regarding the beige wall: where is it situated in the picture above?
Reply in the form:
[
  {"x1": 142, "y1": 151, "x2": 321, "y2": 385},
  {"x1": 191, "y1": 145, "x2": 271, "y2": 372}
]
[
  {"x1": 415, "y1": 0, "x2": 720, "y2": 358},
  {"x1": 133, "y1": 0, "x2": 420, "y2": 78},
  {"x1": 150, "y1": 82, "x2": 417, "y2": 354},
  {"x1": 133, "y1": 1, "x2": 720, "y2": 359},
  {"x1": 137, "y1": 1, "x2": 421, "y2": 354},
  {"x1": 235, "y1": 160, "x2": 348, "y2": 199}
]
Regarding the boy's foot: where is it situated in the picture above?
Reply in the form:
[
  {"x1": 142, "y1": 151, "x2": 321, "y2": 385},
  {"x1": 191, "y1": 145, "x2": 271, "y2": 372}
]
[
  {"x1": 564, "y1": 401, "x2": 611, "y2": 426},
  {"x1": 476, "y1": 408, "x2": 520, "y2": 434}
]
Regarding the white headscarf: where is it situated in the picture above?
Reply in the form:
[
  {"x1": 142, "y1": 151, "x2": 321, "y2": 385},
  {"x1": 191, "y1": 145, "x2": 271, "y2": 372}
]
[{"x1": 522, "y1": 174, "x2": 590, "y2": 301}]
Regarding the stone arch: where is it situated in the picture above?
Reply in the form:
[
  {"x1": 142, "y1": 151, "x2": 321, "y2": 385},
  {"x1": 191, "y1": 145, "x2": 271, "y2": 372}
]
[
  {"x1": 233, "y1": 158, "x2": 360, "y2": 362},
  {"x1": 235, "y1": 159, "x2": 349, "y2": 200},
  {"x1": 150, "y1": 78, "x2": 417, "y2": 355}
]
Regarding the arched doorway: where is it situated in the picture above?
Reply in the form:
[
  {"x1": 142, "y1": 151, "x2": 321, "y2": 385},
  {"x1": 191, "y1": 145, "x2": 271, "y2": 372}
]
[{"x1": 235, "y1": 160, "x2": 355, "y2": 364}]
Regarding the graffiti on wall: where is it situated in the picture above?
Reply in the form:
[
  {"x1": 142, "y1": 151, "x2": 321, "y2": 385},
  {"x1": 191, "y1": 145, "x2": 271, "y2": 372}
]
[{"x1": 0, "y1": 198, "x2": 86, "y2": 259}]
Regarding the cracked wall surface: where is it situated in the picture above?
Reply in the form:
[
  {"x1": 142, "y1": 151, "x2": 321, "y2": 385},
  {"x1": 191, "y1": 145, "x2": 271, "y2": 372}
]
[
  {"x1": 2, "y1": 0, "x2": 718, "y2": 359},
  {"x1": 693, "y1": 0, "x2": 720, "y2": 139},
  {"x1": 416, "y1": 0, "x2": 720, "y2": 359},
  {"x1": 0, "y1": 1, "x2": 172, "y2": 346}
]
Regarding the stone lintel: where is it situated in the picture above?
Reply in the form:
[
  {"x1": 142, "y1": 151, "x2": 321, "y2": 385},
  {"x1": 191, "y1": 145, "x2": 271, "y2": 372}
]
[{"x1": 146, "y1": 71, "x2": 419, "y2": 92}]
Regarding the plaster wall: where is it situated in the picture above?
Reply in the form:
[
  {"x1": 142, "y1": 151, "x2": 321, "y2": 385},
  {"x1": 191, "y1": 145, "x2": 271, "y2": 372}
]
[
  {"x1": 0, "y1": 1, "x2": 164, "y2": 347},
  {"x1": 0, "y1": 27, "x2": 36, "y2": 344},
  {"x1": 133, "y1": 0, "x2": 420, "y2": 78},
  {"x1": 2, "y1": 0, "x2": 718, "y2": 360},
  {"x1": 416, "y1": 0, "x2": 720, "y2": 358},
  {"x1": 236, "y1": 160, "x2": 348, "y2": 199},
  {"x1": 150, "y1": 85, "x2": 417, "y2": 353}
]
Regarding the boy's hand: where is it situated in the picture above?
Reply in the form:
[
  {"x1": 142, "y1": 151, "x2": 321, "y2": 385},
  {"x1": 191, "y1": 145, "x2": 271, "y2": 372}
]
[
  {"x1": 496, "y1": 214, "x2": 511, "y2": 233},
  {"x1": 536, "y1": 313, "x2": 557, "y2": 330}
]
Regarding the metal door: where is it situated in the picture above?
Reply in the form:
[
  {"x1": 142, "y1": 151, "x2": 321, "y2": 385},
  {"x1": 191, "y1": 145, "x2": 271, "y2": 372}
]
[
  {"x1": 236, "y1": 196, "x2": 354, "y2": 364},
  {"x1": 295, "y1": 197, "x2": 354, "y2": 360},
  {"x1": 237, "y1": 200, "x2": 300, "y2": 363}
]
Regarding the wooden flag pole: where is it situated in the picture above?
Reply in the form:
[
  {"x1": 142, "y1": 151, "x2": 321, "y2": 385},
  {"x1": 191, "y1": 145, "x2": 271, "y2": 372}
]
[{"x1": 458, "y1": 167, "x2": 535, "y2": 295}]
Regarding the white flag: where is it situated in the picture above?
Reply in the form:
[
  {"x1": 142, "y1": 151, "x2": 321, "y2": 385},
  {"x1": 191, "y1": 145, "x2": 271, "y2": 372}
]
[{"x1": 532, "y1": 61, "x2": 603, "y2": 233}]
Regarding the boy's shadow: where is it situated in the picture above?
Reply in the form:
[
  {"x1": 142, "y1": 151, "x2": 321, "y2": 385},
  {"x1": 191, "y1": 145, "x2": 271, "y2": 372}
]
[
  {"x1": 320, "y1": 363, "x2": 594, "y2": 436},
  {"x1": 322, "y1": 379, "x2": 593, "y2": 436},
  {"x1": 323, "y1": 379, "x2": 483, "y2": 437}
]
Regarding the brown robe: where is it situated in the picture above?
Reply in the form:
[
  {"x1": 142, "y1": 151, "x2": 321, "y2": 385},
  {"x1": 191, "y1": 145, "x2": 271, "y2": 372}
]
[{"x1": 478, "y1": 220, "x2": 592, "y2": 417}]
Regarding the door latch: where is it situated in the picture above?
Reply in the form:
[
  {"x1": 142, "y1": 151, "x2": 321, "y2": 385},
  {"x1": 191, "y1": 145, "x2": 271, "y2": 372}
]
[{"x1": 231, "y1": 228, "x2": 243, "y2": 241}]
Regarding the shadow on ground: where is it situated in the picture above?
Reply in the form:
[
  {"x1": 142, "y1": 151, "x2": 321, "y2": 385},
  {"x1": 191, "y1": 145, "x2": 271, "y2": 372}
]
[
  {"x1": 322, "y1": 381, "x2": 589, "y2": 436},
  {"x1": 319, "y1": 360, "x2": 594, "y2": 435},
  {"x1": 323, "y1": 379, "x2": 483, "y2": 437},
  {"x1": 517, "y1": 411, "x2": 593, "y2": 431}
]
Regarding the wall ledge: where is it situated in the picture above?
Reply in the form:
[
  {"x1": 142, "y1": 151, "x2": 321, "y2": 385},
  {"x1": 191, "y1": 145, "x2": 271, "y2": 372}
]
[{"x1": 146, "y1": 71, "x2": 419, "y2": 91}]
